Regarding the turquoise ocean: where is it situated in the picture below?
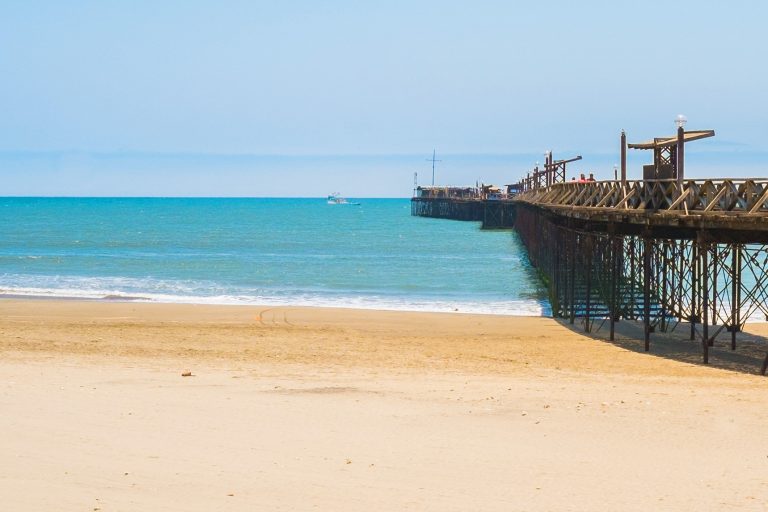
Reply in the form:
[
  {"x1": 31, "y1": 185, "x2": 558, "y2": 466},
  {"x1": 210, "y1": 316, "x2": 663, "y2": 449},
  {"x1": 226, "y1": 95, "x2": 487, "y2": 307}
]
[{"x1": 0, "y1": 198, "x2": 548, "y2": 315}]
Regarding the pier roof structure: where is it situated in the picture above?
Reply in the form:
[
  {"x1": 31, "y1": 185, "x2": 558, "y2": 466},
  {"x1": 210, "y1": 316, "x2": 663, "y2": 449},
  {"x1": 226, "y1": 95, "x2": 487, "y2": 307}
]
[{"x1": 628, "y1": 130, "x2": 715, "y2": 149}]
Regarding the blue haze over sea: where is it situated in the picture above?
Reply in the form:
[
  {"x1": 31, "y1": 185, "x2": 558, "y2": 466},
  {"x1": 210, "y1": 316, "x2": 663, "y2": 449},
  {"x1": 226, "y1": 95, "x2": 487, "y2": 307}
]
[
  {"x1": 1, "y1": 149, "x2": 763, "y2": 198},
  {"x1": 0, "y1": 198, "x2": 549, "y2": 315}
]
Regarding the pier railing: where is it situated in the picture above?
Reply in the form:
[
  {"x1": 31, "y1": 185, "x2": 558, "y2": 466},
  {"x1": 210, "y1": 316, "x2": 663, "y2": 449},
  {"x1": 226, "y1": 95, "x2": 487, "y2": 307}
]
[{"x1": 514, "y1": 178, "x2": 768, "y2": 215}]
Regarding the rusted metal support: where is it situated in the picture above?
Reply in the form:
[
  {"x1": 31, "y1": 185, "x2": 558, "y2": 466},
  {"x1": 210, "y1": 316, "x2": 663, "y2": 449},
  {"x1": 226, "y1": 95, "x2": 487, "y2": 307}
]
[
  {"x1": 702, "y1": 239, "x2": 710, "y2": 363},
  {"x1": 563, "y1": 230, "x2": 570, "y2": 319},
  {"x1": 629, "y1": 241, "x2": 636, "y2": 320},
  {"x1": 609, "y1": 235, "x2": 619, "y2": 341},
  {"x1": 677, "y1": 241, "x2": 684, "y2": 321},
  {"x1": 643, "y1": 237, "x2": 651, "y2": 351},
  {"x1": 736, "y1": 247, "x2": 742, "y2": 338},
  {"x1": 731, "y1": 244, "x2": 739, "y2": 350},
  {"x1": 585, "y1": 235, "x2": 593, "y2": 333},
  {"x1": 559, "y1": 229, "x2": 568, "y2": 317},
  {"x1": 661, "y1": 241, "x2": 668, "y2": 331},
  {"x1": 553, "y1": 227, "x2": 561, "y2": 315},
  {"x1": 569, "y1": 231, "x2": 576, "y2": 325},
  {"x1": 690, "y1": 242, "x2": 698, "y2": 341},
  {"x1": 712, "y1": 245, "x2": 718, "y2": 339}
]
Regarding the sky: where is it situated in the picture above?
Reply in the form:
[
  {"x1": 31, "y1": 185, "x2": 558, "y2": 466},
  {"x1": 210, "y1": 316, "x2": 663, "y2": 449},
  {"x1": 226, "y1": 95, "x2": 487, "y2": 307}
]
[{"x1": 1, "y1": 0, "x2": 767, "y2": 196}]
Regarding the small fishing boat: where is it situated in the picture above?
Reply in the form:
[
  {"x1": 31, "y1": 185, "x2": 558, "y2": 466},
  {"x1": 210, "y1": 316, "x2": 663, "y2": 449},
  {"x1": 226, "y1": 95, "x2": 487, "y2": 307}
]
[{"x1": 327, "y1": 193, "x2": 360, "y2": 205}]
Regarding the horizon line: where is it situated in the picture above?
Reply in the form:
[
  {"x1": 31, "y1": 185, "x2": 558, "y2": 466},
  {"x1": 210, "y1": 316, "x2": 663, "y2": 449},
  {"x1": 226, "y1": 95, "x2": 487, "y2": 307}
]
[{"x1": 0, "y1": 195, "x2": 413, "y2": 200}]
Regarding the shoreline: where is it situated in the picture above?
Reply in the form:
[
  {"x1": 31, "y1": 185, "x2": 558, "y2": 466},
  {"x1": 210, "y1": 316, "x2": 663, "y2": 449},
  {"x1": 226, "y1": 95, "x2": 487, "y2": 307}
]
[{"x1": 0, "y1": 291, "x2": 550, "y2": 317}]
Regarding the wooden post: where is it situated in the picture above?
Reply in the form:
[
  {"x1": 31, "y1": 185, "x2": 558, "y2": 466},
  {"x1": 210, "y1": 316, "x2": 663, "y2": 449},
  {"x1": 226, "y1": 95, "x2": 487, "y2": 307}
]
[
  {"x1": 677, "y1": 125, "x2": 685, "y2": 185},
  {"x1": 550, "y1": 151, "x2": 555, "y2": 184},
  {"x1": 702, "y1": 240, "x2": 709, "y2": 364},
  {"x1": 546, "y1": 152, "x2": 551, "y2": 187},
  {"x1": 643, "y1": 237, "x2": 651, "y2": 351},
  {"x1": 620, "y1": 130, "x2": 627, "y2": 186}
]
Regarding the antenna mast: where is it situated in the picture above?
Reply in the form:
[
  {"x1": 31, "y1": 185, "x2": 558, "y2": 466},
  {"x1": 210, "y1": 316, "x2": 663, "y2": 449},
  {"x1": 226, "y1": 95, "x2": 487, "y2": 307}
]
[{"x1": 426, "y1": 149, "x2": 442, "y2": 186}]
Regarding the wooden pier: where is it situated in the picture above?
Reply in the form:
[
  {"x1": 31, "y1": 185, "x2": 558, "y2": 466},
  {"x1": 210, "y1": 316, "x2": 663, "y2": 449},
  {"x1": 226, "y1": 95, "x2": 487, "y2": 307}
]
[
  {"x1": 411, "y1": 186, "x2": 517, "y2": 228},
  {"x1": 410, "y1": 196, "x2": 484, "y2": 222},
  {"x1": 411, "y1": 125, "x2": 768, "y2": 371}
]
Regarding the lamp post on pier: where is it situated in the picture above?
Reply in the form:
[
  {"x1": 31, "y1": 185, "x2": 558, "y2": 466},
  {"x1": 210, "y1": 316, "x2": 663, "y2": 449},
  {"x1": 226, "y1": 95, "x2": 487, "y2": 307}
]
[
  {"x1": 675, "y1": 114, "x2": 687, "y2": 185},
  {"x1": 544, "y1": 150, "x2": 552, "y2": 186}
]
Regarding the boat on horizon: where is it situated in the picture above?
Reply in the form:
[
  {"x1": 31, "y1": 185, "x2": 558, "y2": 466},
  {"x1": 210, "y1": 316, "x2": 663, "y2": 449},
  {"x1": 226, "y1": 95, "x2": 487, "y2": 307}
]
[{"x1": 327, "y1": 193, "x2": 360, "y2": 205}]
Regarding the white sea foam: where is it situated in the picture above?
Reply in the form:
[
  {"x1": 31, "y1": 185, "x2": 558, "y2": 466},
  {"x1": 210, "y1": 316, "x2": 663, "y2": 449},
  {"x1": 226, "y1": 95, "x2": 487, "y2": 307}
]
[
  {"x1": 0, "y1": 276, "x2": 549, "y2": 316},
  {"x1": 0, "y1": 287, "x2": 548, "y2": 316}
]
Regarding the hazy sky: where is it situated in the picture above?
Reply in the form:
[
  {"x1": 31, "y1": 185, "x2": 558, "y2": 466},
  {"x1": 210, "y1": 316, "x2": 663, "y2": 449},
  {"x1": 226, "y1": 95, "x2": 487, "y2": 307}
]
[{"x1": 1, "y1": 0, "x2": 766, "y2": 195}]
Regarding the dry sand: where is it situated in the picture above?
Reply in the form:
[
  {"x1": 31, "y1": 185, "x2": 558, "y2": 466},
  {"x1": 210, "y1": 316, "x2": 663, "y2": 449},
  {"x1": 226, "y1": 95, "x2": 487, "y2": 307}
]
[{"x1": 1, "y1": 299, "x2": 768, "y2": 511}]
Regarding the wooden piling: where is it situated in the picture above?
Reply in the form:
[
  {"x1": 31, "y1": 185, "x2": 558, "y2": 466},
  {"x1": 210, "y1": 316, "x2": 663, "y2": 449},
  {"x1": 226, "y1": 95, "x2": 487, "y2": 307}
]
[
  {"x1": 702, "y1": 239, "x2": 709, "y2": 364},
  {"x1": 643, "y1": 237, "x2": 651, "y2": 351}
]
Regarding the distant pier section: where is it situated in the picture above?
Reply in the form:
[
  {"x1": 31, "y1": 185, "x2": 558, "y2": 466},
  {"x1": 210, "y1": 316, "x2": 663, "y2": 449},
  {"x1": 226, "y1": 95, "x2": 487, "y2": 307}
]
[
  {"x1": 411, "y1": 184, "x2": 520, "y2": 228},
  {"x1": 411, "y1": 154, "x2": 580, "y2": 228}
]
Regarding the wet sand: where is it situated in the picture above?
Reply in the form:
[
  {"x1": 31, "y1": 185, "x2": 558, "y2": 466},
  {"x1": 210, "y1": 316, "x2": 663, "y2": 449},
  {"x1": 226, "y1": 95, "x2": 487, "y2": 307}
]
[{"x1": 2, "y1": 299, "x2": 768, "y2": 510}]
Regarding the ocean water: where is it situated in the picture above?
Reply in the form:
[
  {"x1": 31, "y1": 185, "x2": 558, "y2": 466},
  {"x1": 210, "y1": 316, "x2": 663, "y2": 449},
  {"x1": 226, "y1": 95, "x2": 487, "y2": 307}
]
[{"x1": 0, "y1": 198, "x2": 548, "y2": 315}]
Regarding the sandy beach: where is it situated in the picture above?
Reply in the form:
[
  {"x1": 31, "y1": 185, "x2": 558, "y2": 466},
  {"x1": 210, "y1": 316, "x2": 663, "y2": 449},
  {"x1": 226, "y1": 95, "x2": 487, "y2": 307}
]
[{"x1": 2, "y1": 299, "x2": 768, "y2": 511}]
